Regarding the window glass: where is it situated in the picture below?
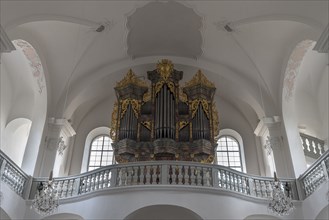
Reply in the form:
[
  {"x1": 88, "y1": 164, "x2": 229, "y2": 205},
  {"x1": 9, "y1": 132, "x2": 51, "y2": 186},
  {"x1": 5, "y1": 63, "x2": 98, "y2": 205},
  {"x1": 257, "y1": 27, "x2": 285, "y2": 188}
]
[
  {"x1": 216, "y1": 135, "x2": 243, "y2": 172},
  {"x1": 88, "y1": 135, "x2": 113, "y2": 171}
]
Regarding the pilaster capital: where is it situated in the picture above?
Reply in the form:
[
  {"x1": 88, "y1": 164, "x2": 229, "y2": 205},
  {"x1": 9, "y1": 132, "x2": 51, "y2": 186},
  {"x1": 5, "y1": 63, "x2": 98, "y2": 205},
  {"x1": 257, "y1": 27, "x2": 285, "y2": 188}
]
[
  {"x1": 254, "y1": 116, "x2": 281, "y2": 137},
  {"x1": 48, "y1": 117, "x2": 76, "y2": 138}
]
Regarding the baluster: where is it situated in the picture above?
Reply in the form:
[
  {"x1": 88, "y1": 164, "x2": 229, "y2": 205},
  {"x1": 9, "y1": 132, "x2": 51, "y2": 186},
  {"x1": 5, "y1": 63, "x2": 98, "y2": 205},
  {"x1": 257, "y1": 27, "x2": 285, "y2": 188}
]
[
  {"x1": 156, "y1": 165, "x2": 160, "y2": 184},
  {"x1": 169, "y1": 165, "x2": 173, "y2": 184},
  {"x1": 104, "y1": 170, "x2": 110, "y2": 188},
  {"x1": 194, "y1": 167, "x2": 199, "y2": 186},
  {"x1": 137, "y1": 166, "x2": 141, "y2": 184},
  {"x1": 200, "y1": 168, "x2": 204, "y2": 186},
  {"x1": 181, "y1": 166, "x2": 185, "y2": 185},
  {"x1": 149, "y1": 166, "x2": 154, "y2": 184},
  {"x1": 130, "y1": 167, "x2": 136, "y2": 185},
  {"x1": 175, "y1": 165, "x2": 180, "y2": 184},
  {"x1": 143, "y1": 166, "x2": 147, "y2": 184},
  {"x1": 187, "y1": 166, "x2": 192, "y2": 185},
  {"x1": 205, "y1": 168, "x2": 211, "y2": 187}
]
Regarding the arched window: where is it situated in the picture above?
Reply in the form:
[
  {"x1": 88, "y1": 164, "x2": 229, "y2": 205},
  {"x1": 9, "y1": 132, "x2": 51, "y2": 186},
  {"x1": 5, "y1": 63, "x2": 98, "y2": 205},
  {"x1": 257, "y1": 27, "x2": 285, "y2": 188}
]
[
  {"x1": 87, "y1": 135, "x2": 113, "y2": 171},
  {"x1": 216, "y1": 135, "x2": 243, "y2": 172}
]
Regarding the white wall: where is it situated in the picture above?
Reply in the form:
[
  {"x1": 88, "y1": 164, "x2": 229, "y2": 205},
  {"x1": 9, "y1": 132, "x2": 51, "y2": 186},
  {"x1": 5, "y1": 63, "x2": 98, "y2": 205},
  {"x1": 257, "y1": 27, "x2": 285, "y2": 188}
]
[
  {"x1": 69, "y1": 98, "x2": 114, "y2": 175},
  {"x1": 22, "y1": 187, "x2": 304, "y2": 220},
  {"x1": 217, "y1": 96, "x2": 261, "y2": 175}
]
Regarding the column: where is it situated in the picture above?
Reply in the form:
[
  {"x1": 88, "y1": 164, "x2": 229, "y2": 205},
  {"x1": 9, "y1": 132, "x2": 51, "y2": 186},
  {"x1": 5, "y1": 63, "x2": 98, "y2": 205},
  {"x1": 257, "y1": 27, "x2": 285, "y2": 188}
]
[
  {"x1": 40, "y1": 118, "x2": 75, "y2": 177},
  {"x1": 254, "y1": 116, "x2": 297, "y2": 178}
]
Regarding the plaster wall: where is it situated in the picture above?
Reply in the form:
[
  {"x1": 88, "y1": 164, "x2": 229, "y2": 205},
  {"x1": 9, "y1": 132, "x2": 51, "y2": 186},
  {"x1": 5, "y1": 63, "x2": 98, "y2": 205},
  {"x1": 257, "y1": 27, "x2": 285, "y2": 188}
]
[
  {"x1": 22, "y1": 187, "x2": 304, "y2": 220},
  {"x1": 69, "y1": 98, "x2": 114, "y2": 175},
  {"x1": 217, "y1": 96, "x2": 261, "y2": 175},
  {"x1": 0, "y1": 63, "x2": 13, "y2": 148}
]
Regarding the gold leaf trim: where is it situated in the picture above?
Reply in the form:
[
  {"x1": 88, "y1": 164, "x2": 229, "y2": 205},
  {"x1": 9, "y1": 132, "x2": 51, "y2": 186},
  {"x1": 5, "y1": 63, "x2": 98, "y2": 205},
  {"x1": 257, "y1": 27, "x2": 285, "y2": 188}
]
[
  {"x1": 190, "y1": 99, "x2": 210, "y2": 119},
  {"x1": 143, "y1": 89, "x2": 151, "y2": 102},
  {"x1": 110, "y1": 101, "x2": 118, "y2": 140},
  {"x1": 178, "y1": 121, "x2": 189, "y2": 130},
  {"x1": 201, "y1": 155, "x2": 214, "y2": 164},
  {"x1": 212, "y1": 102, "x2": 220, "y2": 140},
  {"x1": 157, "y1": 59, "x2": 173, "y2": 81},
  {"x1": 120, "y1": 98, "x2": 140, "y2": 119},
  {"x1": 116, "y1": 69, "x2": 148, "y2": 89},
  {"x1": 184, "y1": 69, "x2": 215, "y2": 89},
  {"x1": 141, "y1": 121, "x2": 151, "y2": 130}
]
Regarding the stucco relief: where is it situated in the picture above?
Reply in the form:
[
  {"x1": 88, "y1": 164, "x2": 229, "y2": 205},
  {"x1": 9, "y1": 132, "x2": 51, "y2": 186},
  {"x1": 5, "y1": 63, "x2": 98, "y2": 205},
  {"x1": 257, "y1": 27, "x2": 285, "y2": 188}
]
[
  {"x1": 283, "y1": 40, "x2": 314, "y2": 101},
  {"x1": 13, "y1": 39, "x2": 45, "y2": 94}
]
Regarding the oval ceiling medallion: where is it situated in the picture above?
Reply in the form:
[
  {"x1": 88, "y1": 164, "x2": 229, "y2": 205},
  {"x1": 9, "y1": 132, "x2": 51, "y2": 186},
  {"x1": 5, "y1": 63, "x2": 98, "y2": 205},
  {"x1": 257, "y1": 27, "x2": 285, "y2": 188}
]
[{"x1": 126, "y1": 1, "x2": 203, "y2": 59}]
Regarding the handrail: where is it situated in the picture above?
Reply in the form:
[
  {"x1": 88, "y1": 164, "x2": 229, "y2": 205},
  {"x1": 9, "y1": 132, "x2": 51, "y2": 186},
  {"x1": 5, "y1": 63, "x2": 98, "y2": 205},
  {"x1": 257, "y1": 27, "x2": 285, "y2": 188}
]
[
  {"x1": 298, "y1": 149, "x2": 329, "y2": 198},
  {"x1": 29, "y1": 161, "x2": 298, "y2": 201},
  {"x1": 0, "y1": 150, "x2": 29, "y2": 197},
  {"x1": 1, "y1": 149, "x2": 328, "y2": 201}
]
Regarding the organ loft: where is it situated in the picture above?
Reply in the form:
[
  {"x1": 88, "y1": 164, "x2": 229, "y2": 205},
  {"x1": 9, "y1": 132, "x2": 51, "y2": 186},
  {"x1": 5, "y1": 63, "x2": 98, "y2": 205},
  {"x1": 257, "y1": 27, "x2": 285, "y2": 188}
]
[{"x1": 110, "y1": 60, "x2": 219, "y2": 163}]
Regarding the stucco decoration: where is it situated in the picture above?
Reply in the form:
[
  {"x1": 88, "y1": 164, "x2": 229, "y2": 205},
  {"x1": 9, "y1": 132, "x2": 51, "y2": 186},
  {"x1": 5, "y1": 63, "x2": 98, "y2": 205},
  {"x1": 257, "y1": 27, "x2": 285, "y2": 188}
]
[
  {"x1": 12, "y1": 39, "x2": 45, "y2": 94},
  {"x1": 283, "y1": 40, "x2": 315, "y2": 101},
  {"x1": 126, "y1": 1, "x2": 203, "y2": 59}
]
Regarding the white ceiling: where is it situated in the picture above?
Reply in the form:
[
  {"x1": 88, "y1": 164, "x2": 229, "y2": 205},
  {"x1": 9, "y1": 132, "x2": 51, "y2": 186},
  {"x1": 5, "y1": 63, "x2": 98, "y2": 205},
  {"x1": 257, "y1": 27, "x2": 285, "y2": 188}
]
[{"x1": 1, "y1": 1, "x2": 328, "y2": 127}]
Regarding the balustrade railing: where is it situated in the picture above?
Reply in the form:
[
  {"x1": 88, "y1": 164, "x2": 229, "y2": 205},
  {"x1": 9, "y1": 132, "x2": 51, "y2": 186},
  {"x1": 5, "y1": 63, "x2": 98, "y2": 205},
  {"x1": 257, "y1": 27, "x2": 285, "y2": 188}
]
[
  {"x1": 1, "y1": 149, "x2": 328, "y2": 202},
  {"x1": 28, "y1": 161, "x2": 298, "y2": 200},
  {"x1": 300, "y1": 133, "x2": 326, "y2": 159},
  {"x1": 298, "y1": 149, "x2": 329, "y2": 198},
  {"x1": 0, "y1": 150, "x2": 29, "y2": 197}
]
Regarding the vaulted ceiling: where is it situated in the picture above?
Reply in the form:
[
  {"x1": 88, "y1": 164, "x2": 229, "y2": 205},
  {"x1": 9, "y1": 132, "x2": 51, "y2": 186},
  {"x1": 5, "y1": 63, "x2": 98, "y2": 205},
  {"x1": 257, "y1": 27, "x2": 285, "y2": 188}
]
[{"x1": 1, "y1": 1, "x2": 328, "y2": 129}]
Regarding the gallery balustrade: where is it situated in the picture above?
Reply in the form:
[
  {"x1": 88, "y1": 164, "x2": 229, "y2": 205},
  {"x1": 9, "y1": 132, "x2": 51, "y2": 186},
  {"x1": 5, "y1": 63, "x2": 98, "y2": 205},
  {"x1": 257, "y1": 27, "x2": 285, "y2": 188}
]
[{"x1": 0, "y1": 149, "x2": 328, "y2": 202}]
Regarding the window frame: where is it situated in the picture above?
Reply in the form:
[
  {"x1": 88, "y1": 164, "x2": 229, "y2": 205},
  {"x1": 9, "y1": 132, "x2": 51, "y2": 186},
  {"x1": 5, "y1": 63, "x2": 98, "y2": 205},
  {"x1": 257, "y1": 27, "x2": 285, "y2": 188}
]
[
  {"x1": 216, "y1": 134, "x2": 244, "y2": 172},
  {"x1": 87, "y1": 135, "x2": 114, "y2": 171}
]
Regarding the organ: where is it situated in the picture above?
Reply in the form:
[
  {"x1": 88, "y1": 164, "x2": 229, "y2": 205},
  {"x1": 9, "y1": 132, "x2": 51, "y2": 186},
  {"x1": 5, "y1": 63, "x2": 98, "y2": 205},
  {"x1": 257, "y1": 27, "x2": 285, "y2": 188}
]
[{"x1": 110, "y1": 60, "x2": 219, "y2": 163}]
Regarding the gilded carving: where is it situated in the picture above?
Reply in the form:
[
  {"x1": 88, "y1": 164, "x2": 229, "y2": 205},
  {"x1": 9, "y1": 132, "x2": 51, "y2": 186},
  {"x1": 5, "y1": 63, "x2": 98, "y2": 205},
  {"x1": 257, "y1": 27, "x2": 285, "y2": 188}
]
[
  {"x1": 120, "y1": 98, "x2": 140, "y2": 119},
  {"x1": 212, "y1": 102, "x2": 220, "y2": 140},
  {"x1": 157, "y1": 59, "x2": 173, "y2": 81},
  {"x1": 201, "y1": 99, "x2": 210, "y2": 119},
  {"x1": 184, "y1": 69, "x2": 215, "y2": 89},
  {"x1": 201, "y1": 155, "x2": 214, "y2": 164},
  {"x1": 116, "y1": 69, "x2": 148, "y2": 88},
  {"x1": 178, "y1": 121, "x2": 189, "y2": 130},
  {"x1": 143, "y1": 89, "x2": 151, "y2": 102},
  {"x1": 179, "y1": 88, "x2": 188, "y2": 103},
  {"x1": 110, "y1": 101, "x2": 118, "y2": 140},
  {"x1": 190, "y1": 99, "x2": 209, "y2": 119},
  {"x1": 141, "y1": 121, "x2": 151, "y2": 130}
]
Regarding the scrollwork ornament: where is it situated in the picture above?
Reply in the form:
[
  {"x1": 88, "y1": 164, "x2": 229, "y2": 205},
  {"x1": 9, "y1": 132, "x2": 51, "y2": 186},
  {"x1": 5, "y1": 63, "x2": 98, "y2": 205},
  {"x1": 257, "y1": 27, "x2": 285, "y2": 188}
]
[
  {"x1": 178, "y1": 121, "x2": 189, "y2": 130},
  {"x1": 157, "y1": 59, "x2": 174, "y2": 81},
  {"x1": 212, "y1": 102, "x2": 220, "y2": 139},
  {"x1": 143, "y1": 89, "x2": 151, "y2": 102},
  {"x1": 116, "y1": 69, "x2": 148, "y2": 88},
  {"x1": 201, "y1": 99, "x2": 210, "y2": 119},
  {"x1": 110, "y1": 101, "x2": 119, "y2": 140},
  {"x1": 141, "y1": 121, "x2": 151, "y2": 130}
]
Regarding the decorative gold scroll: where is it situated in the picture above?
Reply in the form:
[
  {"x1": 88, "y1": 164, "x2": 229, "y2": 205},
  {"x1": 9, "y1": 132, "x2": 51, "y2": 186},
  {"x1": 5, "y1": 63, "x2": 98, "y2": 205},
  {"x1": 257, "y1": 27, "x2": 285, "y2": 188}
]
[
  {"x1": 190, "y1": 99, "x2": 210, "y2": 119},
  {"x1": 212, "y1": 102, "x2": 220, "y2": 140},
  {"x1": 179, "y1": 88, "x2": 188, "y2": 103},
  {"x1": 141, "y1": 121, "x2": 151, "y2": 130},
  {"x1": 178, "y1": 121, "x2": 189, "y2": 130},
  {"x1": 110, "y1": 101, "x2": 118, "y2": 140},
  {"x1": 200, "y1": 155, "x2": 214, "y2": 164},
  {"x1": 157, "y1": 59, "x2": 174, "y2": 81},
  {"x1": 116, "y1": 69, "x2": 148, "y2": 89},
  {"x1": 120, "y1": 98, "x2": 140, "y2": 119},
  {"x1": 155, "y1": 80, "x2": 175, "y2": 96},
  {"x1": 143, "y1": 89, "x2": 151, "y2": 102},
  {"x1": 183, "y1": 69, "x2": 215, "y2": 89}
]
